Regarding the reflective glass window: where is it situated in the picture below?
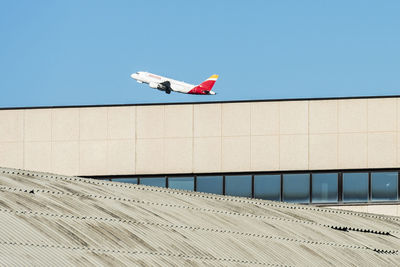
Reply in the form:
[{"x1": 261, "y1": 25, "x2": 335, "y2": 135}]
[
  {"x1": 371, "y1": 172, "x2": 398, "y2": 201},
  {"x1": 342, "y1": 173, "x2": 368, "y2": 202},
  {"x1": 225, "y1": 175, "x2": 252, "y2": 197},
  {"x1": 254, "y1": 175, "x2": 280, "y2": 201},
  {"x1": 283, "y1": 174, "x2": 310, "y2": 203},
  {"x1": 312, "y1": 173, "x2": 338, "y2": 203},
  {"x1": 140, "y1": 177, "x2": 166, "y2": 188},
  {"x1": 196, "y1": 176, "x2": 223, "y2": 194},
  {"x1": 168, "y1": 177, "x2": 194, "y2": 191},
  {"x1": 112, "y1": 178, "x2": 138, "y2": 184}
]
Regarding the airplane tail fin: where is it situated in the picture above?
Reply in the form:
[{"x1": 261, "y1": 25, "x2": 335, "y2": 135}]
[
  {"x1": 188, "y1": 74, "x2": 219, "y2": 95},
  {"x1": 198, "y1": 74, "x2": 219, "y2": 91}
]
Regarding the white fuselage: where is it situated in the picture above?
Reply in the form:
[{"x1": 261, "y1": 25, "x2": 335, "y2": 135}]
[{"x1": 130, "y1": 71, "x2": 195, "y2": 94}]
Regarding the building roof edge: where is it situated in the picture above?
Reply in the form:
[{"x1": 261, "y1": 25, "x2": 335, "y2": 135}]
[{"x1": 1, "y1": 94, "x2": 399, "y2": 110}]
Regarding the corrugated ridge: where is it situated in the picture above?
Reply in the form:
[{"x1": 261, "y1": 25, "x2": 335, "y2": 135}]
[{"x1": 0, "y1": 167, "x2": 400, "y2": 265}]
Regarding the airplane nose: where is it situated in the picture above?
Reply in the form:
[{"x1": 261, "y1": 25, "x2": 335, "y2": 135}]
[{"x1": 130, "y1": 73, "x2": 137, "y2": 79}]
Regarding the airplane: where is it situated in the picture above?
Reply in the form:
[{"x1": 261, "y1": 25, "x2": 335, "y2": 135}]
[{"x1": 130, "y1": 71, "x2": 218, "y2": 95}]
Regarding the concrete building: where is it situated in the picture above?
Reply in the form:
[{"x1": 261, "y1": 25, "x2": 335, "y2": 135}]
[
  {"x1": 1, "y1": 96, "x2": 400, "y2": 215},
  {"x1": 0, "y1": 167, "x2": 399, "y2": 265}
]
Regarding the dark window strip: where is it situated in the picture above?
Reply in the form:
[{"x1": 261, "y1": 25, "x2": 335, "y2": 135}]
[{"x1": 97, "y1": 170, "x2": 400, "y2": 205}]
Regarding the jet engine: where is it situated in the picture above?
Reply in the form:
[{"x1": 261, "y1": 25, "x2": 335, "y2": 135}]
[
  {"x1": 157, "y1": 83, "x2": 168, "y2": 91},
  {"x1": 149, "y1": 81, "x2": 171, "y2": 94}
]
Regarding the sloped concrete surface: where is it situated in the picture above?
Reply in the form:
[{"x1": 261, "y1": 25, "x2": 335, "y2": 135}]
[{"x1": 0, "y1": 167, "x2": 400, "y2": 266}]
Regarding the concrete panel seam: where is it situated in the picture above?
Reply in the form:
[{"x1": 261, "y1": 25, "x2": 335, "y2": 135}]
[
  {"x1": 308, "y1": 101, "x2": 310, "y2": 170},
  {"x1": 192, "y1": 105, "x2": 194, "y2": 173},
  {"x1": 78, "y1": 109, "x2": 81, "y2": 174},
  {"x1": 134, "y1": 106, "x2": 137, "y2": 174},
  {"x1": 336, "y1": 101, "x2": 339, "y2": 168},
  {"x1": 22, "y1": 110, "x2": 26, "y2": 169},
  {"x1": 397, "y1": 99, "x2": 398, "y2": 165},
  {"x1": 50, "y1": 109, "x2": 53, "y2": 172},
  {"x1": 250, "y1": 104, "x2": 252, "y2": 169},
  {"x1": 220, "y1": 104, "x2": 222, "y2": 171},
  {"x1": 367, "y1": 100, "x2": 369, "y2": 167},
  {"x1": 278, "y1": 102, "x2": 280, "y2": 170}
]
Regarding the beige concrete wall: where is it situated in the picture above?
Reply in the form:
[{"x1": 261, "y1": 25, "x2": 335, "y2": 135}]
[
  {"x1": 0, "y1": 107, "x2": 135, "y2": 176},
  {"x1": 0, "y1": 97, "x2": 400, "y2": 176},
  {"x1": 326, "y1": 204, "x2": 400, "y2": 217}
]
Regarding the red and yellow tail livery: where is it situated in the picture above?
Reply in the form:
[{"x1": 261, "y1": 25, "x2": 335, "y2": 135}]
[{"x1": 188, "y1": 75, "x2": 218, "y2": 95}]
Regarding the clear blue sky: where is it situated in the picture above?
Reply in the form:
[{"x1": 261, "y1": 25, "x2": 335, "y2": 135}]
[{"x1": 1, "y1": 1, "x2": 399, "y2": 107}]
